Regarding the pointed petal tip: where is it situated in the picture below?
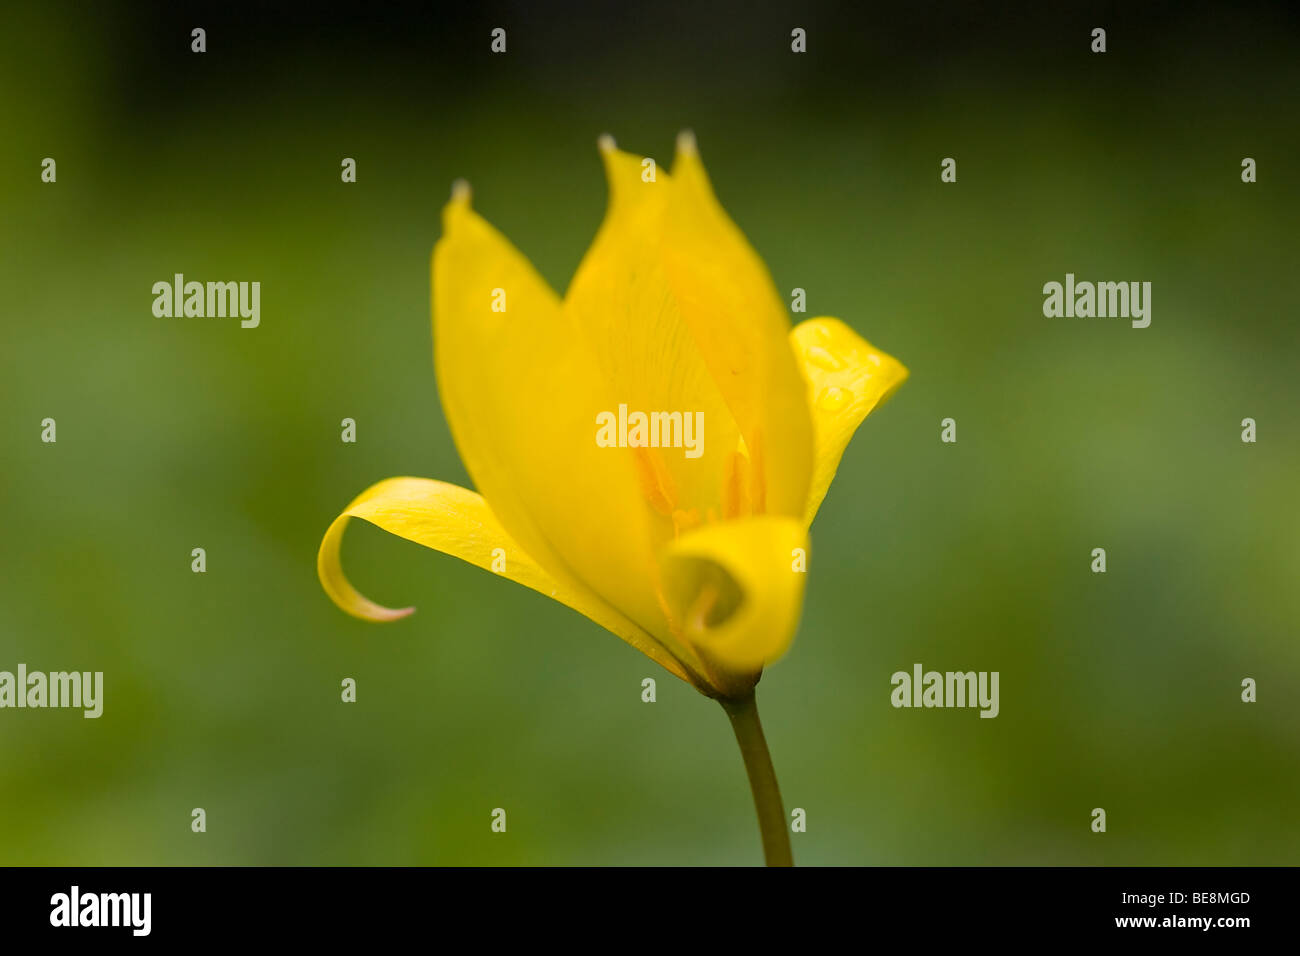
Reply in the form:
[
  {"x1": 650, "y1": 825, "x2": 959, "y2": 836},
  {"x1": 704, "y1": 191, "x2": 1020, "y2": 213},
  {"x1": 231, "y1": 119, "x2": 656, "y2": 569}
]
[
  {"x1": 450, "y1": 178, "x2": 471, "y2": 203},
  {"x1": 317, "y1": 508, "x2": 421, "y2": 624},
  {"x1": 597, "y1": 133, "x2": 617, "y2": 153},
  {"x1": 354, "y1": 603, "x2": 417, "y2": 623},
  {"x1": 676, "y1": 129, "x2": 698, "y2": 157}
]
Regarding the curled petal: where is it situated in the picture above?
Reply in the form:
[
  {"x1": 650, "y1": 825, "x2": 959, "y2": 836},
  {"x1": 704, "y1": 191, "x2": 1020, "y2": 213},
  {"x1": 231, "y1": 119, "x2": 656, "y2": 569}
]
[
  {"x1": 790, "y1": 317, "x2": 908, "y2": 526},
  {"x1": 661, "y1": 515, "x2": 809, "y2": 677},
  {"x1": 318, "y1": 477, "x2": 693, "y2": 684}
]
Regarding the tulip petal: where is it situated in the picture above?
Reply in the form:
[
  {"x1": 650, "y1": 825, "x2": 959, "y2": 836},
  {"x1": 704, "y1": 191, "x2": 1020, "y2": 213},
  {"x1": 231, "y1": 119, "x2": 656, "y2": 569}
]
[
  {"x1": 661, "y1": 516, "x2": 809, "y2": 675},
  {"x1": 432, "y1": 186, "x2": 713, "y2": 682},
  {"x1": 318, "y1": 476, "x2": 693, "y2": 683},
  {"x1": 790, "y1": 317, "x2": 908, "y2": 526},
  {"x1": 564, "y1": 140, "x2": 743, "y2": 528},
  {"x1": 663, "y1": 133, "x2": 814, "y2": 521}
]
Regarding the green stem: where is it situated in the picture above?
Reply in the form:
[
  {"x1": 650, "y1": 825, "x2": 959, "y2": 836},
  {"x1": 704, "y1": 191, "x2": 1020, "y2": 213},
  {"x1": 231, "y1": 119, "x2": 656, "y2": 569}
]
[{"x1": 721, "y1": 691, "x2": 793, "y2": 867}]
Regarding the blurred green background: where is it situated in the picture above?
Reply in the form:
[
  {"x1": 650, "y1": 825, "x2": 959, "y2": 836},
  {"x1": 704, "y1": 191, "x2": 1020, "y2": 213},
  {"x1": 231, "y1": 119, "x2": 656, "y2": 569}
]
[{"x1": 2, "y1": 0, "x2": 1297, "y2": 865}]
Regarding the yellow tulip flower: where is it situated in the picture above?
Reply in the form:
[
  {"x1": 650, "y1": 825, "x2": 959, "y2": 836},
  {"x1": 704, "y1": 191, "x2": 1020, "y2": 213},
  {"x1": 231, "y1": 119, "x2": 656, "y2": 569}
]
[{"x1": 318, "y1": 132, "x2": 906, "y2": 865}]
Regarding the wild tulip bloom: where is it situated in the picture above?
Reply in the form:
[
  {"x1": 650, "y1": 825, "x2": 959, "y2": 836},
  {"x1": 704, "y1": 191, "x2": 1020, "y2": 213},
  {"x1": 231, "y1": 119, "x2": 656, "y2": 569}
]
[{"x1": 318, "y1": 132, "x2": 906, "y2": 865}]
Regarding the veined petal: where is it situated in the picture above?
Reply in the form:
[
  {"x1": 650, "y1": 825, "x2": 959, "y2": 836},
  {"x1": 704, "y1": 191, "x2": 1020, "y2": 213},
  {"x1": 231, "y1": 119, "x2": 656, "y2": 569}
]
[
  {"x1": 432, "y1": 185, "x2": 711, "y2": 680},
  {"x1": 318, "y1": 476, "x2": 694, "y2": 683},
  {"x1": 564, "y1": 140, "x2": 743, "y2": 531},
  {"x1": 663, "y1": 133, "x2": 814, "y2": 521},
  {"x1": 661, "y1": 516, "x2": 809, "y2": 676},
  {"x1": 790, "y1": 317, "x2": 908, "y2": 527}
]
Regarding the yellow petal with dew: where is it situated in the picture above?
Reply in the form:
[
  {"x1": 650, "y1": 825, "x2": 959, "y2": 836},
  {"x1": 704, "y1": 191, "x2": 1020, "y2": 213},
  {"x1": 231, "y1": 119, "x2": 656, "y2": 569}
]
[
  {"x1": 318, "y1": 476, "x2": 693, "y2": 684},
  {"x1": 790, "y1": 317, "x2": 908, "y2": 527}
]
